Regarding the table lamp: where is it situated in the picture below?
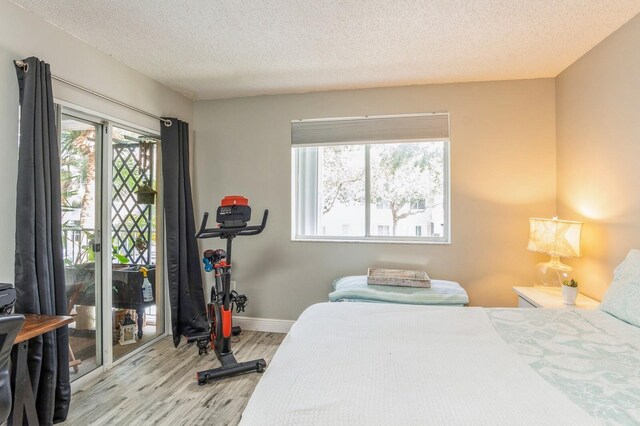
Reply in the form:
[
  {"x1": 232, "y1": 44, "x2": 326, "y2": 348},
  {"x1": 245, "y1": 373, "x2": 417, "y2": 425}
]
[{"x1": 527, "y1": 217, "x2": 583, "y2": 286}]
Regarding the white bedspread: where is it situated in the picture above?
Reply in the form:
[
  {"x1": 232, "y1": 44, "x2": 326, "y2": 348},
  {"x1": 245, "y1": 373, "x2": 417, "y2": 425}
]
[{"x1": 240, "y1": 303, "x2": 600, "y2": 425}]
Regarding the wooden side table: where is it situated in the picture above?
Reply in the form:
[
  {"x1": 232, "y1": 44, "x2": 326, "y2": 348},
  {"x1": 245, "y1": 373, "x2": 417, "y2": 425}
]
[
  {"x1": 10, "y1": 314, "x2": 74, "y2": 426},
  {"x1": 513, "y1": 286, "x2": 599, "y2": 309}
]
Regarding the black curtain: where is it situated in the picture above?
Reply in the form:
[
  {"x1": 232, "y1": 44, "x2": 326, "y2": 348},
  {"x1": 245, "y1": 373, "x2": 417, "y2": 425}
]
[
  {"x1": 13, "y1": 57, "x2": 70, "y2": 424},
  {"x1": 160, "y1": 118, "x2": 208, "y2": 346}
]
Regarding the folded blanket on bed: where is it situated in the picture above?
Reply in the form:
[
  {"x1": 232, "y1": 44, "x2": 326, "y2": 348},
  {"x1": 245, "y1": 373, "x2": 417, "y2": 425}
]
[{"x1": 329, "y1": 275, "x2": 469, "y2": 305}]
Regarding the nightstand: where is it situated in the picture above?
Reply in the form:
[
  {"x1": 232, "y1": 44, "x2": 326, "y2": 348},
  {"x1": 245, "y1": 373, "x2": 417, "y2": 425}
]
[{"x1": 512, "y1": 286, "x2": 599, "y2": 309}]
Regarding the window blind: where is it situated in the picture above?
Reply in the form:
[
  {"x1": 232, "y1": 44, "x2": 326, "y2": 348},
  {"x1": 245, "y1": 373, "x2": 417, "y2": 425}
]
[{"x1": 291, "y1": 113, "x2": 449, "y2": 146}]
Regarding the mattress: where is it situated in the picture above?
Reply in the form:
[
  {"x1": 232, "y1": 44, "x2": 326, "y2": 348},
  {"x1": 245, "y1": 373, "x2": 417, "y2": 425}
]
[
  {"x1": 329, "y1": 275, "x2": 469, "y2": 306},
  {"x1": 240, "y1": 303, "x2": 640, "y2": 425}
]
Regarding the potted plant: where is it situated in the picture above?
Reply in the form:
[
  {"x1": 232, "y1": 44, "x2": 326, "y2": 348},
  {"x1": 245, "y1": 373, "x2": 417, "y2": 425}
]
[{"x1": 562, "y1": 279, "x2": 579, "y2": 305}]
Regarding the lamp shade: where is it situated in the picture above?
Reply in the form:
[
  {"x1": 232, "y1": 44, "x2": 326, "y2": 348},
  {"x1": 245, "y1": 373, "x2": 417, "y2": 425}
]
[{"x1": 527, "y1": 217, "x2": 583, "y2": 258}]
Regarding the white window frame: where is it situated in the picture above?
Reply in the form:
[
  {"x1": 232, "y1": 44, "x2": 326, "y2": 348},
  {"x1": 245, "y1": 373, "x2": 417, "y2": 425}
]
[{"x1": 291, "y1": 114, "x2": 451, "y2": 244}]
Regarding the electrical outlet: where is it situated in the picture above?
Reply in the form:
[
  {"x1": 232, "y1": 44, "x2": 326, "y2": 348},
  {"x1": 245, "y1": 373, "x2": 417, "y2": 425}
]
[{"x1": 231, "y1": 280, "x2": 237, "y2": 291}]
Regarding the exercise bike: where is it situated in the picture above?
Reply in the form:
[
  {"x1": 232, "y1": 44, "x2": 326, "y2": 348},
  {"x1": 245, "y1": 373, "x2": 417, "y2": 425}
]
[{"x1": 191, "y1": 195, "x2": 269, "y2": 385}]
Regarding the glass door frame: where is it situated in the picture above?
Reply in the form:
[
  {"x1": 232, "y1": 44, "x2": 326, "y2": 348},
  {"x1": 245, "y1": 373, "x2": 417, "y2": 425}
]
[
  {"x1": 110, "y1": 122, "x2": 165, "y2": 361},
  {"x1": 56, "y1": 100, "x2": 168, "y2": 389},
  {"x1": 57, "y1": 107, "x2": 105, "y2": 377}
]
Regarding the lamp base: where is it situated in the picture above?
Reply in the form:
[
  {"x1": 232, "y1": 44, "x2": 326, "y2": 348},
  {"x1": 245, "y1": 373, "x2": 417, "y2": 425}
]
[{"x1": 534, "y1": 256, "x2": 572, "y2": 287}]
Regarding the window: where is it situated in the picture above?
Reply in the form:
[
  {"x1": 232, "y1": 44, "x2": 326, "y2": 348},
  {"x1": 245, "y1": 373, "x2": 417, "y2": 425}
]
[
  {"x1": 292, "y1": 113, "x2": 450, "y2": 243},
  {"x1": 378, "y1": 225, "x2": 390, "y2": 236},
  {"x1": 411, "y1": 199, "x2": 426, "y2": 210}
]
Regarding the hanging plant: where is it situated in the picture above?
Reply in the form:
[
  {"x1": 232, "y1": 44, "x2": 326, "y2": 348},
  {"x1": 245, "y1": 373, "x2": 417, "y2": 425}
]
[
  {"x1": 135, "y1": 236, "x2": 148, "y2": 252},
  {"x1": 135, "y1": 140, "x2": 157, "y2": 204}
]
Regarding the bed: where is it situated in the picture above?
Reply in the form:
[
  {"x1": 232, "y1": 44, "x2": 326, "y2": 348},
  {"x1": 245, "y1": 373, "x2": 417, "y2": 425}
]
[
  {"x1": 241, "y1": 252, "x2": 640, "y2": 425},
  {"x1": 241, "y1": 303, "x2": 640, "y2": 425}
]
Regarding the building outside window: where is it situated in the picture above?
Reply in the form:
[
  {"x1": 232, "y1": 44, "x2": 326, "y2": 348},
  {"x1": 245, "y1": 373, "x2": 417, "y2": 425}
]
[
  {"x1": 377, "y1": 225, "x2": 390, "y2": 236},
  {"x1": 411, "y1": 199, "x2": 426, "y2": 210}
]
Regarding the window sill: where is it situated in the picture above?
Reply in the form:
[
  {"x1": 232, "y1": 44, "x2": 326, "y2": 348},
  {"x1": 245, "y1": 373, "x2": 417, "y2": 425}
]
[{"x1": 291, "y1": 237, "x2": 451, "y2": 245}]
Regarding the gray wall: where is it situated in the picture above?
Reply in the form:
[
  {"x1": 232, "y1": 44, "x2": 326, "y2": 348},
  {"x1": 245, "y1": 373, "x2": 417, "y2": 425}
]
[
  {"x1": 0, "y1": 1, "x2": 193, "y2": 285},
  {"x1": 556, "y1": 13, "x2": 640, "y2": 300},
  {"x1": 193, "y1": 79, "x2": 557, "y2": 320},
  {"x1": 16, "y1": 0, "x2": 634, "y2": 321}
]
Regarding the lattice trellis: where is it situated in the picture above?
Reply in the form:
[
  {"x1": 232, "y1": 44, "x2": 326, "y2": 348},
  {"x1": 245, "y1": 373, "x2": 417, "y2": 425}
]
[{"x1": 112, "y1": 144, "x2": 155, "y2": 265}]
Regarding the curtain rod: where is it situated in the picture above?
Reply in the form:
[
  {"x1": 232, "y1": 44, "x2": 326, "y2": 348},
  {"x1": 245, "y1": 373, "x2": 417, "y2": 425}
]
[{"x1": 14, "y1": 60, "x2": 172, "y2": 127}]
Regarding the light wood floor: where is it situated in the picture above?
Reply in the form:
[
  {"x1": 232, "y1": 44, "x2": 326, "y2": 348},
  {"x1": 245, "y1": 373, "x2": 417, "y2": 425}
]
[{"x1": 65, "y1": 331, "x2": 286, "y2": 426}]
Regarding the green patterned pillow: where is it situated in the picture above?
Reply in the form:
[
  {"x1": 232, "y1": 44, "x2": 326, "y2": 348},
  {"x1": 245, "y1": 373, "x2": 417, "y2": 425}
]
[{"x1": 600, "y1": 249, "x2": 640, "y2": 327}]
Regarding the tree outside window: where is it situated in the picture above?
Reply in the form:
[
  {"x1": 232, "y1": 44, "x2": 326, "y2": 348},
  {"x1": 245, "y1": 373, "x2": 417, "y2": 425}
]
[{"x1": 295, "y1": 140, "x2": 448, "y2": 241}]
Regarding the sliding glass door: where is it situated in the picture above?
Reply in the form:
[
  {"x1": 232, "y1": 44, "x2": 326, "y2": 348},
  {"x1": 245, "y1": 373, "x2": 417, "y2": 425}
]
[
  {"x1": 60, "y1": 107, "x2": 165, "y2": 380},
  {"x1": 111, "y1": 126, "x2": 164, "y2": 360},
  {"x1": 60, "y1": 113, "x2": 103, "y2": 380}
]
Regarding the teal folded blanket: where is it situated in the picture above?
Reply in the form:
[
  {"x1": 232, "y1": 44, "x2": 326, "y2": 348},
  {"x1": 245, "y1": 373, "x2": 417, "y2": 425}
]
[{"x1": 329, "y1": 275, "x2": 469, "y2": 305}]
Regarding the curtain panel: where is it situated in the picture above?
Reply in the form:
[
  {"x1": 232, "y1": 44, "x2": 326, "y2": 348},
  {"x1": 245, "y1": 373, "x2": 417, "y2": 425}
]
[
  {"x1": 14, "y1": 56, "x2": 70, "y2": 424},
  {"x1": 160, "y1": 118, "x2": 208, "y2": 346}
]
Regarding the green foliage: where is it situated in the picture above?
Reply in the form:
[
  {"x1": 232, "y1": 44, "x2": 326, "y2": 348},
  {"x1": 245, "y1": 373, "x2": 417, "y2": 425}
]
[
  {"x1": 61, "y1": 129, "x2": 90, "y2": 212},
  {"x1": 61, "y1": 128, "x2": 97, "y2": 265},
  {"x1": 320, "y1": 142, "x2": 444, "y2": 236},
  {"x1": 562, "y1": 279, "x2": 579, "y2": 288},
  {"x1": 60, "y1": 124, "x2": 157, "y2": 268},
  {"x1": 112, "y1": 246, "x2": 130, "y2": 264},
  {"x1": 321, "y1": 145, "x2": 365, "y2": 214},
  {"x1": 370, "y1": 143, "x2": 444, "y2": 234}
]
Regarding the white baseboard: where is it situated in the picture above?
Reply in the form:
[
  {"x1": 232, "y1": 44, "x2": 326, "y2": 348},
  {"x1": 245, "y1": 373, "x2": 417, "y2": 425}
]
[{"x1": 234, "y1": 316, "x2": 294, "y2": 334}]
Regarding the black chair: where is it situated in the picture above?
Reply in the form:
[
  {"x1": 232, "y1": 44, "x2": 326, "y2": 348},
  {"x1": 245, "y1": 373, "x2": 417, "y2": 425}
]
[{"x1": 0, "y1": 314, "x2": 24, "y2": 424}]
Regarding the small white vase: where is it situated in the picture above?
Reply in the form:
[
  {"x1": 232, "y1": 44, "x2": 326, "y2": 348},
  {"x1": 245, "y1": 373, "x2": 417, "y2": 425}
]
[{"x1": 562, "y1": 286, "x2": 578, "y2": 305}]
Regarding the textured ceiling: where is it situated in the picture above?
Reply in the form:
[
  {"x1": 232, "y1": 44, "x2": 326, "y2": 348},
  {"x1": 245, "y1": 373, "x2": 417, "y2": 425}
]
[{"x1": 10, "y1": 0, "x2": 640, "y2": 100}]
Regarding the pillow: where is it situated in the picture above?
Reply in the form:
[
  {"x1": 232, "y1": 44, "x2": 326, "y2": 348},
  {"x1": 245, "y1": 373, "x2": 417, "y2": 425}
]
[{"x1": 599, "y1": 249, "x2": 640, "y2": 327}]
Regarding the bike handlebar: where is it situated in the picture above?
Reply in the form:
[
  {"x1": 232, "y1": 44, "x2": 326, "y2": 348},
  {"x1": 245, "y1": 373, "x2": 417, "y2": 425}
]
[{"x1": 196, "y1": 209, "x2": 269, "y2": 239}]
